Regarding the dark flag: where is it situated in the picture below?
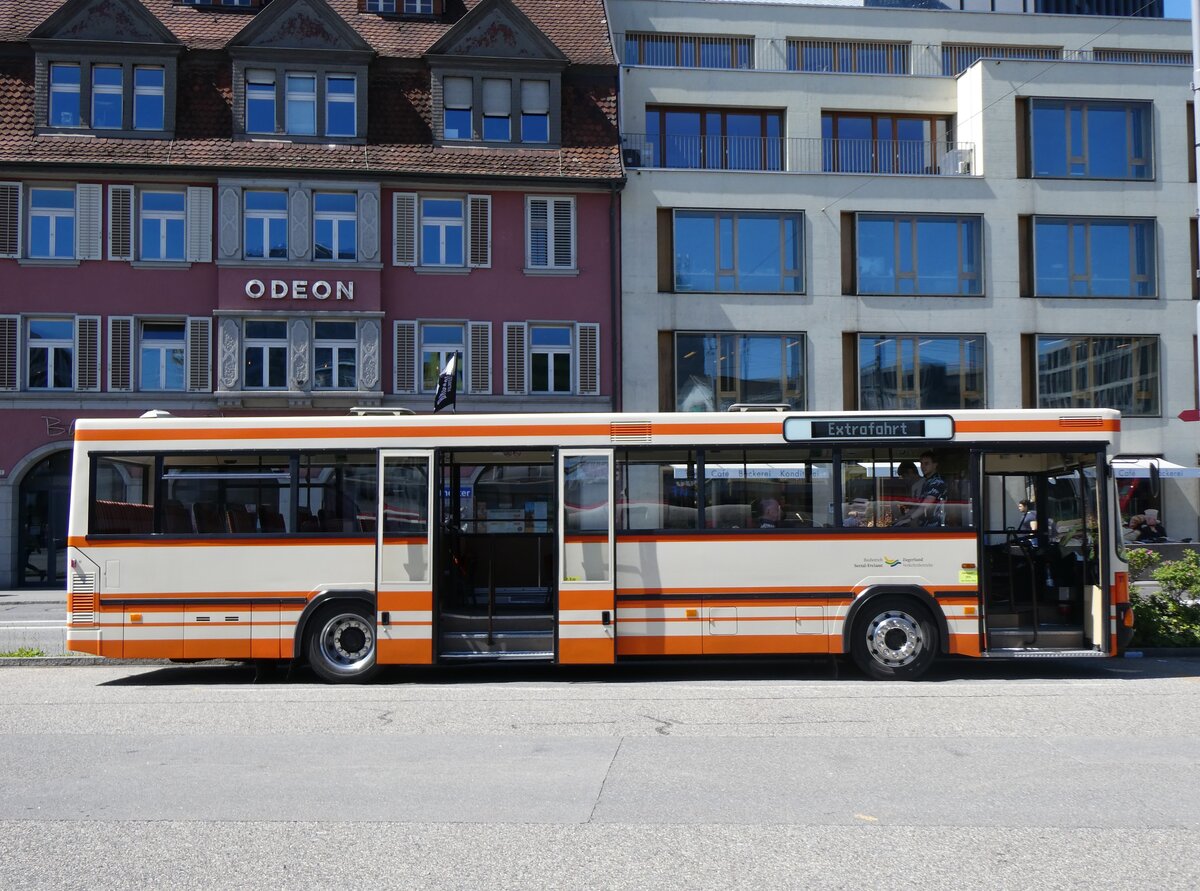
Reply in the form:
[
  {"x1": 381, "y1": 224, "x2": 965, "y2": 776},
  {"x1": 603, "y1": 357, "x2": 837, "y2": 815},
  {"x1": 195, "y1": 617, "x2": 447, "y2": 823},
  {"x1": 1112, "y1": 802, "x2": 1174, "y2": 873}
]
[{"x1": 433, "y1": 351, "x2": 459, "y2": 413}]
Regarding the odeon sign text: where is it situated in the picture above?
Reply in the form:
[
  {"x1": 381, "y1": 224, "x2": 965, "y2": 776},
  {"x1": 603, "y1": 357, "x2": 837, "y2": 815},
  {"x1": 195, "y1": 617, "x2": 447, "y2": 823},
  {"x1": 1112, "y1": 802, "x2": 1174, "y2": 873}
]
[{"x1": 245, "y1": 279, "x2": 354, "y2": 301}]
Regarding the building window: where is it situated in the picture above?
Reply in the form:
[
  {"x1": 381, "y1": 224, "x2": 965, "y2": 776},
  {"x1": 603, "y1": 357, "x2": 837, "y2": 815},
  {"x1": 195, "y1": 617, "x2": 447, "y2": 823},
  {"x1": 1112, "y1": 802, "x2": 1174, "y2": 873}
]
[
  {"x1": 856, "y1": 214, "x2": 983, "y2": 295},
  {"x1": 858, "y1": 334, "x2": 985, "y2": 410},
  {"x1": 623, "y1": 32, "x2": 753, "y2": 69},
  {"x1": 244, "y1": 191, "x2": 288, "y2": 259},
  {"x1": 421, "y1": 323, "x2": 464, "y2": 392},
  {"x1": 674, "y1": 332, "x2": 804, "y2": 412},
  {"x1": 420, "y1": 198, "x2": 464, "y2": 266},
  {"x1": 27, "y1": 319, "x2": 73, "y2": 390},
  {"x1": 139, "y1": 321, "x2": 185, "y2": 391},
  {"x1": 526, "y1": 196, "x2": 575, "y2": 270},
  {"x1": 646, "y1": 106, "x2": 783, "y2": 171},
  {"x1": 246, "y1": 70, "x2": 276, "y2": 134},
  {"x1": 91, "y1": 65, "x2": 123, "y2": 130},
  {"x1": 788, "y1": 39, "x2": 909, "y2": 75},
  {"x1": 673, "y1": 210, "x2": 803, "y2": 293},
  {"x1": 140, "y1": 191, "x2": 186, "y2": 261},
  {"x1": 1031, "y1": 99, "x2": 1152, "y2": 180},
  {"x1": 314, "y1": 321, "x2": 357, "y2": 389},
  {"x1": 133, "y1": 66, "x2": 165, "y2": 131},
  {"x1": 1036, "y1": 335, "x2": 1159, "y2": 417},
  {"x1": 521, "y1": 80, "x2": 549, "y2": 143},
  {"x1": 313, "y1": 193, "x2": 357, "y2": 261},
  {"x1": 364, "y1": 0, "x2": 397, "y2": 11},
  {"x1": 822, "y1": 112, "x2": 951, "y2": 174},
  {"x1": 404, "y1": 0, "x2": 434, "y2": 12},
  {"x1": 326, "y1": 75, "x2": 356, "y2": 137},
  {"x1": 243, "y1": 320, "x2": 288, "y2": 389},
  {"x1": 443, "y1": 77, "x2": 472, "y2": 140},
  {"x1": 29, "y1": 188, "x2": 75, "y2": 259},
  {"x1": 1034, "y1": 217, "x2": 1155, "y2": 297},
  {"x1": 530, "y1": 326, "x2": 572, "y2": 394},
  {"x1": 285, "y1": 74, "x2": 318, "y2": 136},
  {"x1": 49, "y1": 63, "x2": 81, "y2": 127},
  {"x1": 482, "y1": 78, "x2": 512, "y2": 141}
]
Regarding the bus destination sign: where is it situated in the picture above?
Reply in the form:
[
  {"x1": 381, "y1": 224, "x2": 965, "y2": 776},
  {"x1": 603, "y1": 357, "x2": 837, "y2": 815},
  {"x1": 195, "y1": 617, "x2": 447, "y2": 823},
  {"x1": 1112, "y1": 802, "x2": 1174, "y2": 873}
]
[{"x1": 783, "y1": 416, "x2": 954, "y2": 442}]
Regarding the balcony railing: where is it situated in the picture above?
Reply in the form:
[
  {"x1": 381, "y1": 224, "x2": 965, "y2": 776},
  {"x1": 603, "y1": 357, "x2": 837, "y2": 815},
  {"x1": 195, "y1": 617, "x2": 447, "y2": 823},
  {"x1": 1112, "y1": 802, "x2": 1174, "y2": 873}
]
[
  {"x1": 616, "y1": 33, "x2": 1192, "y2": 77},
  {"x1": 622, "y1": 134, "x2": 975, "y2": 176}
]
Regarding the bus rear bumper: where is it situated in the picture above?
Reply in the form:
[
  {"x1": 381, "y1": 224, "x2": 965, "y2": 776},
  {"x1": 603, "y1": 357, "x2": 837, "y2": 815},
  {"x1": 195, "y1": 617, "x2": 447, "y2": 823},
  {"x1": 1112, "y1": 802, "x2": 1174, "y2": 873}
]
[{"x1": 66, "y1": 629, "x2": 103, "y2": 656}]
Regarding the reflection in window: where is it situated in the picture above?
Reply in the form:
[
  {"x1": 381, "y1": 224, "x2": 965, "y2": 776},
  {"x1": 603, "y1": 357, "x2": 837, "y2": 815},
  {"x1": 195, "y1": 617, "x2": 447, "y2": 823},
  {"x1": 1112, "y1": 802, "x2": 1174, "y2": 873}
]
[
  {"x1": 243, "y1": 320, "x2": 287, "y2": 389},
  {"x1": 822, "y1": 112, "x2": 950, "y2": 174},
  {"x1": 299, "y1": 452, "x2": 378, "y2": 534},
  {"x1": 161, "y1": 454, "x2": 293, "y2": 535},
  {"x1": 421, "y1": 324, "x2": 464, "y2": 392},
  {"x1": 313, "y1": 192, "x2": 357, "y2": 261},
  {"x1": 140, "y1": 191, "x2": 186, "y2": 261},
  {"x1": 839, "y1": 448, "x2": 970, "y2": 529},
  {"x1": 673, "y1": 210, "x2": 803, "y2": 293},
  {"x1": 133, "y1": 66, "x2": 165, "y2": 131},
  {"x1": 139, "y1": 321, "x2": 185, "y2": 391},
  {"x1": 49, "y1": 64, "x2": 81, "y2": 127},
  {"x1": 420, "y1": 198, "x2": 464, "y2": 266},
  {"x1": 703, "y1": 448, "x2": 833, "y2": 530},
  {"x1": 1036, "y1": 335, "x2": 1159, "y2": 417},
  {"x1": 314, "y1": 320, "x2": 357, "y2": 389},
  {"x1": 91, "y1": 66, "x2": 123, "y2": 129},
  {"x1": 244, "y1": 191, "x2": 288, "y2": 259},
  {"x1": 1031, "y1": 99, "x2": 1151, "y2": 180},
  {"x1": 443, "y1": 76, "x2": 472, "y2": 140},
  {"x1": 246, "y1": 69, "x2": 276, "y2": 134},
  {"x1": 530, "y1": 326, "x2": 572, "y2": 393},
  {"x1": 858, "y1": 334, "x2": 985, "y2": 410},
  {"x1": 616, "y1": 448, "x2": 699, "y2": 530},
  {"x1": 675, "y1": 332, "x2": 804, "y2": 412},
  {"x1": 646, "y1": 106, "x2": 783, "y2": 170},
  {"x1": 27, "y1": 319, "x2": 73, "y2": 390},
  {"x1": 482, "y1": 78, "x2": 511, "y2": 141},
  {"x1": 326, "y1": 75, "x2": 357, "y2": 137},
  {"x1": 521, "y1": 80, "x2": 550, "y2": 143},
  {"x1": 856, "y1": 214, "x2": 982, "y2": 295},
  {"x1": 788, "y1": 39, "x2": 909, "y2": 74},
  {"x1": 1033, "y1": 217, "x2": 1155, "y2": 297},
  {"x1": 29, "y1": 188, "x2": 75, "y2": 259},
  {"x1": 286, "y1": 74, "x2": 317, "y2": 136}
]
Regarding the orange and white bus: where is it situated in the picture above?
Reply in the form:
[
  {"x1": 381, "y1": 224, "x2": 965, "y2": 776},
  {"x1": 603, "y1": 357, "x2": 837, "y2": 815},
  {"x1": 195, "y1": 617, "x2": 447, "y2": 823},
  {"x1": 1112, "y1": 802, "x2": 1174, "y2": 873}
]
[{"x1": 65, "y1": 408, "x2": 1133, "y2": 681}]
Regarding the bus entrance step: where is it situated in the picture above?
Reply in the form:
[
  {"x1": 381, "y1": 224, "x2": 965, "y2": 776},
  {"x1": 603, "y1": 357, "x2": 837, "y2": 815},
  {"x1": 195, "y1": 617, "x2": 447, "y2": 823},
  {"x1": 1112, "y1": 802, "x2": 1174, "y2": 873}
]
[
  {"x1": 439, "y1": 629, "x2": 554, "y2": 657},
  {"x1": 983, "y1": 648, "x2": 1105, "y2": 658},
  {"x1": 440, "y1": 650, "x2": 554, "y2": 661},
  {"x1": 987, "y1": 628, "x2": 1085, "y2": 649},
  {"x1": 439, "y1": 612, "x2": 554, "y2": 633}
]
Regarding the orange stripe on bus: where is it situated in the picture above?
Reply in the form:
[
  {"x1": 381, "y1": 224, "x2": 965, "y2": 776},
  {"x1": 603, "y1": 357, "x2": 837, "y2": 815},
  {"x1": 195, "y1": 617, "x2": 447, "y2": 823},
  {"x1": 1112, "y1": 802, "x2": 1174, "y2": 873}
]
[
  {"x1": 617, "y1": 637, "x2": 703, "y2": 657},
  {"x1": 376, "y1": 638, "x2": 432, "y2": 665},
  {"x1": 618, "y1": 532, "x2": 978, "y2": 543},
  {"x1": 559, "y1": 639, "x2": 615, "y2": 664},
  {"x1": 956, "y1": 419, "x2": 1118, "y2": 433},
  {"x1": 71, "y1": 537, "x2": 371, "y2": 548},
  {"x1": 559, "y1": 590, "x2": 614, "y2": 610},
  {"x1": 377, "y1": 591, "x2": 433, "y2": 612},
  {"x1": 621, "y1": 586, "x2": 849, "y2": 596}
]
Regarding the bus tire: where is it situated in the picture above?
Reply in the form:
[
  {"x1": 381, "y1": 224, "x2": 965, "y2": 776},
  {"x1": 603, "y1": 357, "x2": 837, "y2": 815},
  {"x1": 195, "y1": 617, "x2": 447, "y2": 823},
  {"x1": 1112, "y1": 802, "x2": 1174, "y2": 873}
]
[
  {"x1": 850, "y1": 596, "x2": 937, "y2": 681},
  {"x1": 306, "y1": 603, "x2": 379, "y2": 683}
]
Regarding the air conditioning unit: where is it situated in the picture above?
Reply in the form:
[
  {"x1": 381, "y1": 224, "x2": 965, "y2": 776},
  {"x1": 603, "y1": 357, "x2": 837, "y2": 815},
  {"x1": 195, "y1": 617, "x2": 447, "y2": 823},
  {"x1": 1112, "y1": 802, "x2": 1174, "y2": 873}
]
[
  {"x1": 622, "y1": 148, "x2": 643, "y2": 167},
  {"x1": 939, "y1": 148, "x2": 971, "y2": 176}
]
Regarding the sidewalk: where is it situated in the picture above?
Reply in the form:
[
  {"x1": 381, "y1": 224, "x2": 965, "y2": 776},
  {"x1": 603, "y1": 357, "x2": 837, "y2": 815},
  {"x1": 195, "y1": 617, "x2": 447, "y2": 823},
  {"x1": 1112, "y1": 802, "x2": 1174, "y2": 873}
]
[{"x1": 0, "y1": 588, "x2": 67, "y2": 655}]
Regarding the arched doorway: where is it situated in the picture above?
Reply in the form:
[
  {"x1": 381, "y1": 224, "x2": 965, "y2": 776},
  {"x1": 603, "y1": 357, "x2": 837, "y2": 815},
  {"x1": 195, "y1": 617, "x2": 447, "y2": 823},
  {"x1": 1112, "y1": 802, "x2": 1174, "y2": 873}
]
[{"x1": 17, "y1": 450, "x2": 71, "y2": 588}]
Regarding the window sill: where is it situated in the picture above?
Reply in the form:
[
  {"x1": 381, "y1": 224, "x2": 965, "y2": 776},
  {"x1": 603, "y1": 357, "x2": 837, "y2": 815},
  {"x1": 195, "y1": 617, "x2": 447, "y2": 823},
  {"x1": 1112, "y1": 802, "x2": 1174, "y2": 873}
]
[
  {"x1": 17, "y1": 258, "x2": 80, "y2": 268},
  {"x1": 523, "y1": 267, "x2": 579, "y2": 277},
  {"x1": 217, "y1": 259, "x2": 383, "y2": 270},
  {"x1": 131, "y1": 261, "x2": 192, "y2": 270},
  {"x1": 35, "y1": 127, "x2": 174, "y2": 141},
  {"x1": 414, "y1": 265, "x2": 471, "y2": 275}
]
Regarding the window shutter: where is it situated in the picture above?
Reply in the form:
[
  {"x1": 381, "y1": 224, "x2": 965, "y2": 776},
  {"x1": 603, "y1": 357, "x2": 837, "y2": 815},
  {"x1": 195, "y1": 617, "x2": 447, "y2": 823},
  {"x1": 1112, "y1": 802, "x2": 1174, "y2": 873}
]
[
  {"x1": 576, "y1": 322, "x2": 599, "y2": 396},
  {"x1": 186, "y1": 186, "x2": 213, "y2": 263},
  {"x1": 468, "y1": 321, "x2": 491, "y2": 394},
  {"x1": 503, "y1": 322, "x2": 527, "y2": 395},
  {"x1": 108, "y1": 185, "x2": 133, "y2": 261},
  {"x1": 358, "y1": 189, "x2": 379, "y2": 262},
  {"x1": 527, "y1": 197, "x2": 548, "y2": 268},
  {"x1": 392, "y1": 192, "x2": 417, "y2": 266},
  {"x1": 76, "y1": 184, "x2": 102, "y2": 261},
  {"x1": 552, "y1": 198, "x2": 575, "y2": 269},
  {"x1": 393, "y1": 320, "x2": 416, "y2": 394},
  {"x1": 108, "y1": 316, "x2": 133, "y2": 392},
  {"x1": 187, "y1": 317, "x2": 211, "y2": 392},
  {"x1": 467, "y1": 194, "x2": 491, "y2": 268},
  {"x1": 0, "y1": 183, "x2": 19, "y2": 258},
  {"x1": 75, "y1": 315, "x2": 100, "y2": 392},
  {"x1": 0, "y1": 315, "x2": 18, "y2": 390}
]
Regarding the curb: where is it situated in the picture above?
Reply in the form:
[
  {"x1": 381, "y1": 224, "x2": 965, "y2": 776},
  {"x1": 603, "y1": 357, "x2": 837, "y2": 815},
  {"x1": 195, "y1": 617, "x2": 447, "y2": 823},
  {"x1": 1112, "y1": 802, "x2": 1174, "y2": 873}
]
[{"x1": 0, "y1": 656, "x2": 176, "y2": 667}]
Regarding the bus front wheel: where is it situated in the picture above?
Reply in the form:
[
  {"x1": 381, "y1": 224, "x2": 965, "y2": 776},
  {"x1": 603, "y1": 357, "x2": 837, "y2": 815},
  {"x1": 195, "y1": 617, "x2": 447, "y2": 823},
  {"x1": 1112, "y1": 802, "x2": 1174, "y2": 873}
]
[
  {"x1": 307, "y1": 604, "x2": 379, "y2": 683},
  {"x1": 850, "y1": 596, "x2": 937, "y2": 681}
]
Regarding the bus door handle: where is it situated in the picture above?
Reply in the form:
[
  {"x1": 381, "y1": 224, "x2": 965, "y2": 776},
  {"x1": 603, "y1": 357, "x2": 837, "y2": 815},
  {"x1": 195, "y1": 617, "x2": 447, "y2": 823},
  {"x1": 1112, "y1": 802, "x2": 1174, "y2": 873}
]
[{"x1": 601, "y1": 610, "x2": 612, "y2": 626}]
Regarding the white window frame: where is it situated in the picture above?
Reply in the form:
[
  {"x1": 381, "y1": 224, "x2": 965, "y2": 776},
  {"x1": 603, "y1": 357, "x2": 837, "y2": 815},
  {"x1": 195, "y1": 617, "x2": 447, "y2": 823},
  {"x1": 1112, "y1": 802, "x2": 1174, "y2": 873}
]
[
  {"x1": 313, "y1": 192, "x2": 358, "y2": 262},
  {"x1": 420, "y1": 197, "x2": 465, "y2": 267},
  {"x1": 529, "y1": 325, "x2": 573, "y2": 394},
  {"x1": 243, "y1": 321, "x2": 288, "y2": 390},
  {"x1": 313, "y1": 320, "x2": 359, "y2": 391},
  {"x1": 133, "y1": 65, "x2": 166, "y2": 131},
  {"x1": 526, "y1": 196, "x2": 576, "y2": 271},
  {"x1": 139, "y1": 190, "x2": 186, "y2": 262},
  {"x1": 138, "y1": 319, "x2": 187, "y2": 392},
  {"x1": 420, "y1": 322, "x2": 465, "y2": 393},
  {"x1": 26, "y1": 317, "x2": 74, "y2": 390},
  {"x1": 520, "y1": 80, "x2": 550, "y2": 144},
  {"x1": 243, "y1": 190, "x2": 289, "y2": 260},
  {"x1": 365, "y1": 0, "x2": 397, "y2": 11},
  {"x1": 404, "y1": 0, "x2": 434, "y2": 12},
  {"x1": 90, "y1": 64, "x2": 123, "y2": 130},
  {"x1": 325, "y1": 74, "x2": 357, "y2": 138},
  {"x1": 246, "y1": 69, "x2": 277, "y2": 135},
  {"x1": 49, "y1": 63, "x2": 81, "y2": 128},
  {"x1": 28, "y1": 187, "x2": 75, "y2": 259},
  {"x1": 285, "y1": 73, "x2": 318, "y2": 137},
  {"x1": 482, "y1": 78, "x2": 512, "y2": 142},
  {"x1": 442, "y1": 76, "x2": 473, "y2": 142}
]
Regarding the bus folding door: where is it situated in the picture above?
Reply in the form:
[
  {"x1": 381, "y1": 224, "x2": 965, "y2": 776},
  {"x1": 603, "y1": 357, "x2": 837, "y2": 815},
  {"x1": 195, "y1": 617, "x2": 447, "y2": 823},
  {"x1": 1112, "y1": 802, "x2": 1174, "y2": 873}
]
[
  {"x1": 558, "y1": 450, "x2": 615, "y2": 664},
  {"x1": 376, "y1": 450, "x2": 435, "y2": 665}
]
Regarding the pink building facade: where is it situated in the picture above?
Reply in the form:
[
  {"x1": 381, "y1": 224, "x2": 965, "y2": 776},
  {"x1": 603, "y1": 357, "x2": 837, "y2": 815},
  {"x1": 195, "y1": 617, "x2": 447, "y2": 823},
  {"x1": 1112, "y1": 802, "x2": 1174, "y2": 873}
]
[{"x1": 0, "y1": 0, "x2": 623, "y2": 587}]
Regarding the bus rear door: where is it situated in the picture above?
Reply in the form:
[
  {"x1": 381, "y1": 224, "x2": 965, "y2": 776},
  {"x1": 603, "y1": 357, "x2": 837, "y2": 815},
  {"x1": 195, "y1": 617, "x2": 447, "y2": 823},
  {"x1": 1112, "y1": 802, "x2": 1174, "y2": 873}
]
[
  {"x1": 558, "y1": 450, "x2": 616, "y2": 664},
  {"x1": 377, "y1": 450, "x2": 435, "y2": 665}
]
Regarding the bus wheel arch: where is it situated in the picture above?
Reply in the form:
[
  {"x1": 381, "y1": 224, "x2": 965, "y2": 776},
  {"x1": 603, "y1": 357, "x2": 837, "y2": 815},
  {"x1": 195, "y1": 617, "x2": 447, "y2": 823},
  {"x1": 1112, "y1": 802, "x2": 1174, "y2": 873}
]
[
  {"x1": 295, "y1": 591, "x2": 378, "y2": 683},
  {"x1": 845, "y1": 588, "x2": 942, "y2": 681}
]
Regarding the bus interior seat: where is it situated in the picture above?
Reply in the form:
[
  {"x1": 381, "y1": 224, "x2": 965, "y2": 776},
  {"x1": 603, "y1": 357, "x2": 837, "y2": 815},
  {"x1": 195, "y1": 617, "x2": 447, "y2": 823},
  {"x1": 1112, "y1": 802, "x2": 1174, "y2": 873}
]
[
  {"x1": 257, "y1": 505, "x2": 286, "y2": 533},
  {"x1": 225, "y1": 503, "x2": 256, "y2": 533},
  {"x1": 163, "y1": 499, "x2": 193, "y2": 533},
  {"x1": 192, "y1": 502, "x2": 224, "y2": 533}
]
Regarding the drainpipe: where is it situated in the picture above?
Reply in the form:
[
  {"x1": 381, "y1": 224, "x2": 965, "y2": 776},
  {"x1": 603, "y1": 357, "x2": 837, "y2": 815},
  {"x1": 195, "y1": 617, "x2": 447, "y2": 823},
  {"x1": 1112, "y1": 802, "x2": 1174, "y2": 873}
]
[{"x1": 610, "y1": 183, "x2": 622, "y2": 411}]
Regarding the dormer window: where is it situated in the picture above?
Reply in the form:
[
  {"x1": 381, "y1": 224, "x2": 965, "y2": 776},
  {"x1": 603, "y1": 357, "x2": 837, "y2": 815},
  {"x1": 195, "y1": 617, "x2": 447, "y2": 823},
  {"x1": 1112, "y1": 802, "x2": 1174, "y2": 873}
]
[
  {"x1": 362, "y1": 0, "x2": 440, "y2": 15},
  {"x1": 38, "y1": 58, "x2": 176, "y2": 136},
  {"x1": 285, "y1": 74, "x2": 318, "y2": 136},
  {"x1": 443, "y1": 77, "x2": 472, "y2": 140},
  {"x1": 521, "y1": 81, "x2": 550, "y2": 143},
  {"x1": 49, "y1": 64, "x2": 81, "y2": 127},
  {"x1": 246, "y1": 70, "x2": 275, "y2": 134},
  {"x1": 91, "y1": 66, "x2": 123, "y2": 129},
  {"x1": 434, "y1": 73, "x2": 562, "y2": 147},
  {"x1": 482, "y1": 79, "x2": 511, "y2": 141},
  {"x1": 326, "y1": 76, "x2": 357, "y2": 137},
  {"x1": 134, "y1": 67, "x2": 166, "y2": 131},
  {"x1": 237, "y1": 65, "x2": 364, "y2": 140}
]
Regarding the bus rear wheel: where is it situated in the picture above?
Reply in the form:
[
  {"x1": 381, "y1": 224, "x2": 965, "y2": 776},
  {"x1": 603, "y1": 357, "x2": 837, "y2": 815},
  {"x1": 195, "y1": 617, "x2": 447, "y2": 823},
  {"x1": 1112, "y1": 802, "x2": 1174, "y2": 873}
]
[
  {"x1": 307, "y1": 603, "x2": 379, "y2": 683},
  {"x1": 850, "y1": 596, "x2": 937, "y2": 681}
]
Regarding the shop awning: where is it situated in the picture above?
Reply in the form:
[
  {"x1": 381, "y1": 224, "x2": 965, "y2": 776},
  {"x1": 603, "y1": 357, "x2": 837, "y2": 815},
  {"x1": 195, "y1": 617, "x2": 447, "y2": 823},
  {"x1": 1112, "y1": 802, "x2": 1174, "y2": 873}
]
[{"x1": 1112, "y1": 458, "x2": 1200, "y2": 479}]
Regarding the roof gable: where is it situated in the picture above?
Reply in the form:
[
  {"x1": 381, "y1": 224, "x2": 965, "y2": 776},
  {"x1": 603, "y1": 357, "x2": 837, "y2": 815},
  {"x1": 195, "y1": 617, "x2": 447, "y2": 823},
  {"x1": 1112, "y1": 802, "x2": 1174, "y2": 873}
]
[
  {"x1": 427, "y1": 0, "x2": 567, "y2": 63},
  {"x1": 229, "y1": 0, "x2": 371, "y2": 55},
  {"x1": 28, "y1": 0, "x2": 179, "y2": 46}
]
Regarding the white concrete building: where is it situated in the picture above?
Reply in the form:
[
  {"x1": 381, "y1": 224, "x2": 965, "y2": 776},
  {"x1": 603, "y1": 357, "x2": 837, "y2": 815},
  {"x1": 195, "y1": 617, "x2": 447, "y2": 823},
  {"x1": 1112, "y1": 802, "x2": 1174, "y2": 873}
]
[{"x1": 610, "y1": 0, "x2": 1200, "y2": 536}]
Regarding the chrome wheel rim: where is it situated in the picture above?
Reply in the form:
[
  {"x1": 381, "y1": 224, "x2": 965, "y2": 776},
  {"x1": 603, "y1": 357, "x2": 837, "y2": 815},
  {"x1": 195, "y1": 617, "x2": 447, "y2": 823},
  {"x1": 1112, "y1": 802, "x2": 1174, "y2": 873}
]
[
  {"x1": 864, "y1": 609, "x2": 924, "y2": 668},
  {"x1": 317, "y1": 613, "x2": 374, "y2": 674}
]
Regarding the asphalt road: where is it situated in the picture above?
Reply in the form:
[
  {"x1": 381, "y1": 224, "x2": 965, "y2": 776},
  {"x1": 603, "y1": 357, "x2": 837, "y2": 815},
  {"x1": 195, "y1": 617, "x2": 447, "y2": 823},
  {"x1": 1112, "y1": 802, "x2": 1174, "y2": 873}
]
[{"x1": 1, "y1": 656, "x2": 1198, "y2": 889}]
